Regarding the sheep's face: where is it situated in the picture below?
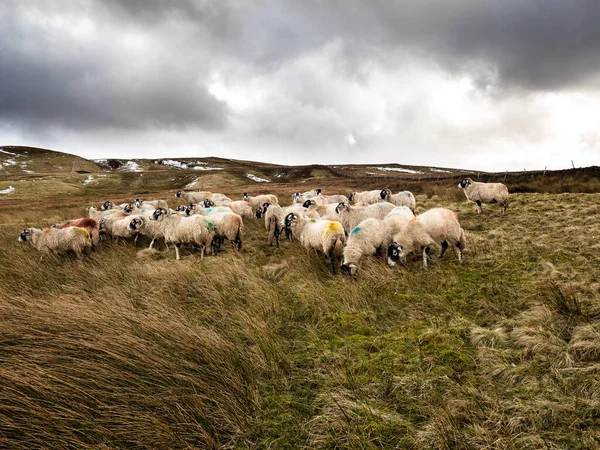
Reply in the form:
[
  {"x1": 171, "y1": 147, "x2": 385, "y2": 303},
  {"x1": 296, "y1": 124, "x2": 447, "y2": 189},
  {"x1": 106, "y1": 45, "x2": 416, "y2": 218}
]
[
  {"x1": 134, "y1": 199, "x2": 143, "y2": 207},
  {"x1": 340, "y1": 263, "x2": 357, "y2": 276},
  {"x1": 335, "y1": 202, "x2": 349, "y2": 214},
  {"x1": 242, "y1": 193, "x2": 249, "y2": 201},
  {"x1": 348, "y1": 193, "x2": 356, "y2": 202},
  {"x1": 184, "y1": 206, "x2": 194, "y2": 217},
  {"x1": 302, "y1": 200, "x2": 314, "y2": 208},
  {"x1": 203, "y1": 199, "x2": 214, "y2": 208},
  {"x1": 315, "y1": 188, "x2": 322, "y2": 196},
  {"x1": 149, "y1": 208, "x2": 167, "y2": 221},
  {"x1": 122, "y1": 204, "x2": 133, "y2": 214},
  {"x1": 175, "y1": 205, "x2": 186, "y2": 212},
  {"x1": 175, "y1": 191, "x2": 183, "y2": 198},
  {"x1": 284, "y1": 213, "x2": 298, "y2": 228},
  {"x1": 18, "y1": 228, "x2": 33, "y2": 242},
  {"x1": 128, "y1": 217, "x2": 144, "y2": 232},
  {"x1": 458, "y1": 179, "x2": 473, "y2": 189},
  {"x1": 387, "y1": 242, "x2": 406, "y2": 266},
  {"x1": 293, "y1": 192, "x2": 302, "y2": 203},
  {"x1": 380, "y1": 189, "x2": 391, "y2": 200},
  {"x1": 101, "y1": 201, "x2": 113, "y2": 211}
]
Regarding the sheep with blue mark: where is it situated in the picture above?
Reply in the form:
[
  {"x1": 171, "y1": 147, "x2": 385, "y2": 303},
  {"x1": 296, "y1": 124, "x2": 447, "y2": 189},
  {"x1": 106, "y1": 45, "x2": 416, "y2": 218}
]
[{"x1": 335, "y1": 201, "x2": 396, "y2": 235}]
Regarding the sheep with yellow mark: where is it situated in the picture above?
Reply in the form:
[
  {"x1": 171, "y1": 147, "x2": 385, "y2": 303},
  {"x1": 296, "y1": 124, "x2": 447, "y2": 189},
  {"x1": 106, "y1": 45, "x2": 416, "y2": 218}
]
[{"x1": 284, "y1": 213, "x2": 346, "y2": 274}]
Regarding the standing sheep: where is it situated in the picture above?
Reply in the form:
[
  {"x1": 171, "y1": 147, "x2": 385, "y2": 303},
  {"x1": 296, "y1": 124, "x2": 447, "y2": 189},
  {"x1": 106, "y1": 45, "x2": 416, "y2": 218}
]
[
  {"x1": 175, "y1": 190, "x2": 213, "y2": 205},
  {"x1": 380, "y1": 190, "x2": 416, "y2": 212},
  {"x1": 284, "y1": 213, "x2": 346, "y2": 274},
  {"x1": 458, "y1": 178, "x2": 509, "y2": 214},
  {"x1": 134, "y1": 199, "x2": 169, "y2": 210},
  {"x1": 209, "y1": 212, "x2": 244, "y2": 252},
  {"x1": 348, "y1": 190, "x2": 387, "y2": 205},
  {"x1": 260, "y1": 202, "x2": 285, "y2": 247},
  {"x1": 293, "y1": 189, "x2": 322, "y2": 203},
  {"x1": 203, "y1": 199, "x2": 254, "y2": 219},
  {"x1": 387, "y1": 208, "x2": 466, "y2": 269},
  {"x1": 242, "y1": 193, "x2": 279, "y2": 208},
  {"x1": 335, "y1": 202, "x2": 396, "y2": 234},
  {"x1": 53, "y1": 218, "x2": 100, "y2": 250},
  {"x1": 18, "y1": 227, "x2": 92, "y2": 259}
]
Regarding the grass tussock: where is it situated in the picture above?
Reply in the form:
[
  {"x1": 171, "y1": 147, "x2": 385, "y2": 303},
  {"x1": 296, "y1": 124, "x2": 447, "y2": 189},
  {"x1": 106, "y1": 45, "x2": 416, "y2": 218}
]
[{"x1": 1, "y1": 178, "x2": 600, "y2": 448}]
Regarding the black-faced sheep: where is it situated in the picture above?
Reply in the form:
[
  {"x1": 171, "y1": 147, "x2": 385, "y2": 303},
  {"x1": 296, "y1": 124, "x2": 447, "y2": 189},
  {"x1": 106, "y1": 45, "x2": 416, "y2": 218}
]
[
  {"x1": 458, "y1": 178, "x2": 509, "y2": 214},
  {"x1": 380, "y1": 190, "x2": 416, "y2": 212},
  {"x1": 335, "y1": 201, "x2": 396, "y2": 234},
  {"x1": 19, "y1": 227, "x2": 92, "y2": 259}
]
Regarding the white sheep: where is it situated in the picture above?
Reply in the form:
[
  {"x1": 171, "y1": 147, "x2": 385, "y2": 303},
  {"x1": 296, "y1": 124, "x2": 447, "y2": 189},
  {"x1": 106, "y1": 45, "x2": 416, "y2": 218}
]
[
  {"x1": 127, "y1": 216, "x2": 169, "y2": 250},
  {"x1": 242, "y1": 193, "x2": 279, "y2": 208},
  {"x1": 99, "y1": 214, "x2": 137, "y2": 240},
  {"x1": 380, "y1": 190, "x2": 416, "y2": 212},
  {"x1": 147, "y1": 208, "x2": 215, "y2": 260},
  {"x1": 52, "y1": 218, "x2": 100, "y2": 250},
  {"x1": 348, "y1": 190, "x2": 388, "y2": 205},
  {"x1": 100, "y1": 200, "x2": 129, "y2": 211},
  {"x1": 292, "y1": 189, "x2": 322, "y2": 203},
  {"x1": 340, "y1": 207, "x2": 414, "y2": 275},
  {"x1": 387, "y1": 207, "x2": 466, "y2": 269},
  {"x1": 209, "y1": 212, "x2": 244, "y2": 252},
  {"x1": 284, "y1": 213, "x2": 346, "y2": 274},
  {"x1": 134, "y1": 198, "x2": 169, "y2": 210},
  {"x1": 335, "y1": 201, "x2": 396, "y2": 234},
  {"x1": 458, "y1": 178, "x2": 509, "y2": 214},
  {"x1": 175, "y1": 190, "x2": 213, "y2": 205},
  {"x1": 302, "y1": 200, "x2": 338, "y2": 217},
  {"x1": 18, "y1": 227, "x2": 92, "y2": 259},
  {"x1": 203, "y1": 199, "x2": 254, "y2": 219},
  {"x1": 323, "y1": 194, "x2": 349, "y2": 204},
  {"x1": 259, "y1": 202, "x2": 285, "y2": 247}
]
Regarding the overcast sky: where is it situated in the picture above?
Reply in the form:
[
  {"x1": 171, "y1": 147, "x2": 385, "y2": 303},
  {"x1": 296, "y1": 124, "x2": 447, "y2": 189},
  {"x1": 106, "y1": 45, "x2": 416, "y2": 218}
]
[{"x1": 1, "y1": 0, "x2": 599, "y2": 171}]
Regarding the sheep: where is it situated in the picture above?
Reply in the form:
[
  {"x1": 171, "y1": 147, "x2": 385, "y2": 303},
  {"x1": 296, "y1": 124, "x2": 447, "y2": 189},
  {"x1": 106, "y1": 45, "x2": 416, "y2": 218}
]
[
  {"x1": 259, "y1": 202, "x2": 285, "y2": 247},
  {"x1": 185, "y1": 205, "x2": 232, "y2": 217},
  {"x1": 209, "y1": 212, "x2": 244, "y2": 252},
  {"x1": 127, "y1": 216, "x2": 170, "y2": 250},
  {"x1": 323, "y1": 194, "x2": 349, "y2": 204},
  {"x1": 134, "y1": 198, "x2": 169, "y2": 210},
  {"x1": 175, "y1": 190, "x2": 213, "y2": 205},
  {"x1": 278, "y1": 204, "x2": 321, "y2": 241},
  {"x1": 340, "y1": 207, "x2": 415, "y2": 276},
  {"x1": 303, "y1": 200, "x2": 338, "y2": 217},
  {"x1": 87, "y1": 205, "x2": 121, "y2": 221},
  {"x1": 100, "y1": 214, "x2": 137, "y2": 240},
  {"x1": 380, "y1": 190, "x2": 416, "y2": 212},
  {"x1": 122, "y1": 204, "x2": 156, "y2": 217},
  {"x1": 387, "y1": 208, "x2": 466, "y2": 269},
  {"x1": 203, "y1": 199, "x2": 254, "y2": 219},
  {"x1": 242, "y1": 193, "x2": 279, "y2": 208},
  {"x1": 293, "y1": 189, "x2": 322, "y2": 203},
  {"x1": 284, "y1": 213, "x2": 346, "y2": 274},
  {"x1": 147, "y1": 208, "x2": 215, "y2": 260},
  {"x1": 100, "y1": 201, "x2": 129, "y2": 211},
  {"x1": 52, "y1": 218, "x2": 100, "y2": 250},
  {"x1": 458, "y1": 178, "x2": 509, "y2": 214},
  {"x1": 335, "y1": 201, "x2": 396, "y2": 234},
  {"x1": 348, "y1": 190, "x2": 387, "y2": 205},
  {"x1": 18, "y1": 227, "x2": 92, "y2": 259}
]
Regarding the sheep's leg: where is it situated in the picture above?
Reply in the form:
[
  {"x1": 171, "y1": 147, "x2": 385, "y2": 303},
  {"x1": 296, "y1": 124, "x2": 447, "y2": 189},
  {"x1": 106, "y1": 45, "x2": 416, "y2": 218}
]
[
  {"x1": 175, "y1": 243, "x2": 181, "y2": 260},
  {"x1": 330, "y1": 254, "x2": 337, "y2": 275},
  {"x1": 501, "y1": 202, "x2": 507, "y2": 215},
  {"x1": 148, "y1": 238, "x2": 155, "y2": 250},
  {"x1": 267, "y1": 226, "x2": 274, "y2": 246},
  {"x1": 439, "y1": 241, "x2": 448, "y2": 258},
  {"x1": 274, "y1": 227, "x2": 281, "y2": 248},
  {"x1": 134, "y1": 234, "x2": 139, "y2": 244},
  {"x1": 422, "y1": 247, "x2": 429, "y2": 269},
  {"x1": 164, "y1": 239, "x2": 169, "y2": 250},
  {"x1": 475, "y1": 200, "x2": 483, "y2": 214}
]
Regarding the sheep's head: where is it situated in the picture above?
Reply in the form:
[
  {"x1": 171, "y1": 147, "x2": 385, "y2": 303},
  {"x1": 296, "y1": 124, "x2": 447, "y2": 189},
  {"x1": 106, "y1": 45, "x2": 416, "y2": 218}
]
[
  {"x1": 18, "y1": 228, "x2": 33, "y2": 243},
  {"x1": 302, "y1": 199, "x2": 315, "y2": 208},
  {"x1": 128, "y1": 217, "x2": 144, "y2": 232},
  {"x1": 174, "y1": 205, "x2": 187, "y2": 212},
  {"x1": 292, "y1": 192, "x2": 302, "y2": 203},
  {"x1": 256, "y1": 202, "x2": 270, "y2": 218},
  {"x1": 184, "y1": 206, "x2": 195, "y2": 217},
  {"x1": 340, "y1": 262, "x2": 358, "y2": 276},
  {"x1": 122, "y1": 204, "x2": 133, "y2": 214},
  {"x1": 134, "y1": 199, "x2": 143, "y2": 207},
  {"x1": 101, "y1": 201, "x2": 113, "y2": 211},
  {"x1": 175, "y1": 191, "x2": 183, "y2": 198},
  {"x1": 387, "y1": 240, "x2": 411, "y2": 266},
  {"x1": 380, "y1": 189, "x2": 391, "y2": 200},
  {"x1": 348, "y1": 193, "x2": 356, "y2": 202},
  {"x1": 315, "y1": 188, "x2": 322, "y2": 196},
  {"x1": 335, "y1": 202, "x2": 350, "y2": 214},
  {"x1": 149, "y1": 208, "x2": 167, "y2": 221},
  {"x1": 242, "y1": 193, "x2": 249, "y2": 201},
  {"x1": 203, "y1": 199, "x2": 215, "y2": 208},
  {"x1": 87, "y1": 205, "x2": 97, "y2": 213},
  {"x1": 284, "y1": 213, "x2": 298, "y2": 228},
  {"x1": 458, "y1": 178, "x2": 473, "y2": 189}
]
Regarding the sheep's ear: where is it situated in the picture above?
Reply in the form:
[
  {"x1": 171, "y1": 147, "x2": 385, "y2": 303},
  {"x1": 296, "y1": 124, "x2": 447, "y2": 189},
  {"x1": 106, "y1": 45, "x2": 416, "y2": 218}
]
[{"x1": 350, "y1": 264, "x2": 358, "y2": 276}]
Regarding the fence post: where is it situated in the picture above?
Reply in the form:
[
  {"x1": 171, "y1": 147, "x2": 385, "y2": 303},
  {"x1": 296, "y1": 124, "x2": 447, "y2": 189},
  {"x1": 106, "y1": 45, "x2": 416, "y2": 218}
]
[
  {"x1": 504, "y1": 170, "x2": 507, "y2": 180},
  {"x1": 571, "y1": 160, "x2": 575, "y2": 169},
  {"x1": 543, "y1": 166, "x2": 547, "y2": 177}
]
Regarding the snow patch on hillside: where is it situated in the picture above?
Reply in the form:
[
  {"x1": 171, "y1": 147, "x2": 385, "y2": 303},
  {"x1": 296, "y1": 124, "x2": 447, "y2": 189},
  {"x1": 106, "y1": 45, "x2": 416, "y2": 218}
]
[
  {"x1": 0, "y1": 186, "x2": 15, "y2": 194},
  {"x1": 247, "y1": 174, "x2": 270, "y2": 182}
]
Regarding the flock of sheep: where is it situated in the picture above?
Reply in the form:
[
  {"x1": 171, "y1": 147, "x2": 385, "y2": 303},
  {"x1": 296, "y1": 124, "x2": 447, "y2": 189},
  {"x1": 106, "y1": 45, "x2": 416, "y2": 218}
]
[{"x1": 17, "y1": 177, "x2": 510, "y2": 275}]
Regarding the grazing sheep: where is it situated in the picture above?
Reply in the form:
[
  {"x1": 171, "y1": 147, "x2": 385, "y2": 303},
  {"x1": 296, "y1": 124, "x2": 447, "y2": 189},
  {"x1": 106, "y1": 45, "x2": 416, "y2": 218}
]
[
  {"x1": 203, "y1": 199, "x2": 254, "y2": 219},
  {"x1": 148, "y1": 208, "x2": 215, "y2": 260},
  {"x1": 278, "y1": 204, "x2": 321, "y2": 241},
  {"x1": 175, "y1": 190, "x2": 213, "y2": 205},
  {"x1": 323, "y1": 194, "x2": 349, "y2": 204},
  {"x1": 18, "y1": 227, "x2": 92, "y2": 259},
  {"x1": 387, "y1": 208, "x2": 466, "y2": 269},
  {"x1": 380, "y1": 190, "x2": 416, "y2": 212},
  {"x1": 242, "y1": 193, "x2": 279, "y2": 208},
  {"x1": 458, "y1": 178, "x2": 509, "y2": 214},
  {"x1": 134, "y1": 199, "x2": 169, "y2": 210},
  {"x1": 340, "y1": 207, "x2": 414, "y2": 276},
  {"x1": 335, "y1": 201, "x2": 396, "y2": 234},
  {"x1": 260, "y1": 202, "x2": 285, "y2": 247},
  {"x1": 53, "y1": 218, "x2": 100, "y2": 250},
  {"x1": 209, "y1": 212, "x2": 244, "y2": 252},
  {"x1": 100, "y1": 201, "x2": 130, "y2": 211},
  {"x1": 348, "y1": 190, "x2": 387, "y2": 205},
  {"x1": 284, "y1": 213, "x2": 346, "y2": 274}
]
